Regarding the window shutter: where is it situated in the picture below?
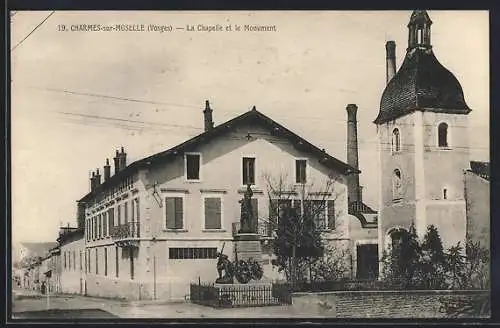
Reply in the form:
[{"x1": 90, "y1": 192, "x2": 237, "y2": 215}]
[
  {"x1": 327, "y1": 200, "x2": 335, "y2": 230},
  {"x1": 174, "y1": 197, "x2": 184, "y2": 229},
  {"x1": 166, "y1": 197, "x2": 176, "y2": 229},
  {"x1": 205, "y1": 198, "x2": 221, "y2": 229}
]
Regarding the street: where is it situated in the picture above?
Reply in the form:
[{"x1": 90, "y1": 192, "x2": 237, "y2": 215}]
[{"x1": 11, "y1": 289, "x2": 313, "y2": 319}]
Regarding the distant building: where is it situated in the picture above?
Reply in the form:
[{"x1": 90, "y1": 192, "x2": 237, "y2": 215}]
[
  {"x1": 374, "y1": 10, "x2": 487, "y2": 267},
  {"x1": 57, "y1": 227, "x2": 85, "y2": 295}
]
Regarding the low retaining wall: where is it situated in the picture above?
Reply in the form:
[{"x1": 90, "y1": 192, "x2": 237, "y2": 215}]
[{"x1": 292, "y1": 290, "x2": 490, "y2": 318}]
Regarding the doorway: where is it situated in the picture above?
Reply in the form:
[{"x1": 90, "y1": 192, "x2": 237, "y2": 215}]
[{"x1": 356, "y1": 244, "x2": 379, "y2": 280}]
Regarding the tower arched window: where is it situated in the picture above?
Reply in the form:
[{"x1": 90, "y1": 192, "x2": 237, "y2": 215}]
[
  {"x1": 392, "y1": 128, "x2": 401, "y2": 152},
  {"x1": 392, "y1": 169, "x2": 403, "y2": 200},
  {"x1": 417, "y1": 28, "x2": 423, "y2": 44},
  {"x1": 438, "y1": 123, "x2": 449, "y2": 148}
]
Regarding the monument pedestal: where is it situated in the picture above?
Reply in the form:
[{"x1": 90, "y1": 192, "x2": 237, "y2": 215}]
[{"x1": 234, "y1": 233, "x2": 262, "y2": 262}]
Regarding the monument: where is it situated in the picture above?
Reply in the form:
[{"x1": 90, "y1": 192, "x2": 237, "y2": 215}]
[
  {"x1": 234, "y1": 184, "x2": 263, "y2": 263},
  {"x1": 213, "y1": 184, "x2": 264, "y2": 285}
]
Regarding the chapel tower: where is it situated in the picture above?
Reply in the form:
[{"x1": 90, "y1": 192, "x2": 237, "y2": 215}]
[{"x1": 374, "y1": 10, "x2": 471, "y2": 257}]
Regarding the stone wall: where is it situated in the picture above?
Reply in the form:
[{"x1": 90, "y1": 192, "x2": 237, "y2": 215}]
[{"x1": 292, "y1": 290, "x2": 489, "y2": 318}]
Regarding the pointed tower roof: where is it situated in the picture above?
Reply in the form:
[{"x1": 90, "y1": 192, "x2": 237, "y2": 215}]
[
  {"x1": 374, "y1": 10, "x2": 470, "y2": 124},
  {"x1": 408, "y1": 10, "x2": 432, "y2": 26}
]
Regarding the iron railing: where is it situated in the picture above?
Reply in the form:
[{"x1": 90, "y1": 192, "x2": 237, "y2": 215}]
[
  {"x1": 190, "y1": 282, "x2": 292, "y2": 308},
  {"x1": 110, "y1": 221, "x2": 140, "y2": 240}
]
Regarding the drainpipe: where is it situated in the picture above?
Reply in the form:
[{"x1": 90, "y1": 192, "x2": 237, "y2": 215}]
[{"x1": 152, "y1": 237, "x2": 157, "y2": 300}]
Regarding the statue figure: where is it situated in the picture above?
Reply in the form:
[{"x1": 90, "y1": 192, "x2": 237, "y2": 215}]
[
  {"x1": 239, "y1": 184, "x2": 255, "y2": 233},
  {"x1": 215, "y1": 244, "x2": 234, "y2": 284}
]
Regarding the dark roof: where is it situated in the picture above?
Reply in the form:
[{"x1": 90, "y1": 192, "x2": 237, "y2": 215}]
[
  {"x1": 375, "y1": 48, "x2": 471, "y2": 124},
  {"x1": 408, "y1": 10, "x2": 432, "y2": 26},
  {"x1": 78, "y1": 108, "x2": 358, "y2": 203},
  {"x1": 469, "y1": 161, "x2": 490, "y2": 181},
  {"x1": 57, "y1": 228, "x2": 84, "y2": 246}
]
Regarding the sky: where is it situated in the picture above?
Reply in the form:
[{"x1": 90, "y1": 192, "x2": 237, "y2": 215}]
[{"x1": 10, "y1": 10, "x2": 489, "y2": 244}]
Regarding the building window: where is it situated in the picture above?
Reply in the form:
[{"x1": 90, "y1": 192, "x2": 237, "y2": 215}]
[
  {"x1": 103, "y1": 212, "x2": 107, "y2": 237},
  {"x1": 242, "y1": 157, "x2": 256, "y2": 185},
  {"x1": 93, "y1": 217, "x2": 97, "y2": 240},
  {"x1": 327, "y1": 200, "x2": 336, "y2": 230},
  {"x1": 135, "y1": 198, "x2": 140, "y2": 221},
  {"x1": 392, "y1": 169, "x2": 403, "y2": 200},
  {"x1": 79, "y1": 251, "x2": 82, "y2": 271},
  {"x1": 392, "y1": 128, "x2": 401, "y2": 152},
  {"x1": 304, "y1": 200, "x2": 328, "y2": 230},
  {"x1": 73, "y1": 251, "x2": 76, "y2": 270},
  {"x1": 295, "y1": 159, "x2": 307, "y2": 184},
  {"x1": 131, "y1": 199, "x2": 135, "y2": 222},
  {"x1": 109, "y1": 208, "x2": 115, "y2": 227},
  {"x1": 417, "y1": 28, "x2": 423, "y2": 44},
  {"x1": 124, "y1": 202, "x2": 128, "y2": 225},
  {"x1": 204, "y1": 197, "x2": 222, "y2": 230},
  {"x1": 95, "y1": 249, "x2": 99, "y2": 275},
  {"x1": 64, "y1": 252, "x2": 67, "y2": 269},
  {"x1": 443, "y1": 188, "x2": 448, "y2": 200},
  {"x1": 104, "y1": 248, "x2": 108, "y2": 276},
  {"x1": 165, "y1": 197, "x2": 184, "y2": 229},
  {"x1": 185, "y1": 153, "x2": 201, "y2": 180},
  {"x1": 168, "y1": 247, "x2": 218, "y2": 259},
  {"x1": 115, "y1": 247, "x2": 119, "y2": 278},
  {"x1": 88, "y1": 249, "x2": 91, "y2": 273},
  {"x1": 98, "y1": 215, "x2": 102, "y2": 239},
  {"x1": 438, "y1": 123, "x2": 449, "y2": 148},
  {"x1": 117, "y1": 204, "x2": 121, "y2": 225}
]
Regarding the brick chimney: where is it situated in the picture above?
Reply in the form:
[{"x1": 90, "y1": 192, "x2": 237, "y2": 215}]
[
  {"x1": 90, "y1": 171, "x2": 96, "y2": 191},
  {"x1": 113, "y1": 150, "x2": 120, "y2": 175},
  {"x1": 386, "y1": 41, "x2": 396, "y2": 84},
  {"x1": 119, "y1": 147, "x2": 127, "y2": 171},
  {"x1": 346, "y1": 104, "x2": 361, "y2": 205},
  {"x1": 95, "y1": 168, "x2": 101, "y2": 185},
  {"x1": 203, "y1": 100, "x2": 214, "y2": 131},
  {"x1": 104, "y1": 158, "x2": 111, "y2": 181}
]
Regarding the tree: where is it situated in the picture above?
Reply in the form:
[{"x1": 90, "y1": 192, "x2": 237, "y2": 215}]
[
  {"x1": 263, "y1": 171, "x2": 340, "y2": 286},
  {"x1": 381, "y1": 224, "x2": 490, "y2": 292},
  {"x1": 420, "y1": 225, "x2": 447, "y2": 289},
  {"x1": 380, "y1": 223, "x2": 423, "y2": 289},
  {"x1": 445, "y1": 240, "x2": 489, "y2": 290}
]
